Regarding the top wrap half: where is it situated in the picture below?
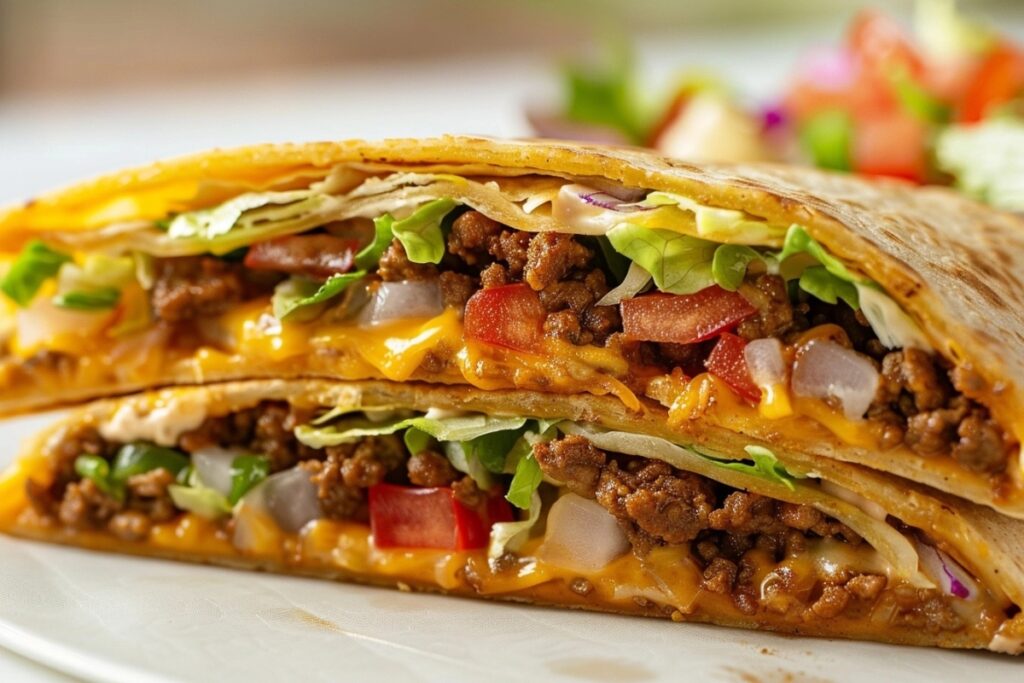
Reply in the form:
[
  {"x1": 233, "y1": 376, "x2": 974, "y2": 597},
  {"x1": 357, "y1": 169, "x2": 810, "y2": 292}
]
[{"x1": 0, "y1": 136, "x2": 1022, "y2": 516}]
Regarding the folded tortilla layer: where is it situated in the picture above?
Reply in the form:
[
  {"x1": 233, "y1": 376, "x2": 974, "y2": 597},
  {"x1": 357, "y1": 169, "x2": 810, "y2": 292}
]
[
  {"x1": 1, "y1": 136, "x2": 1022, "y2": 518},
  {"x1": 1, "y1": 379, "x2": 1022, "y2": 653}
]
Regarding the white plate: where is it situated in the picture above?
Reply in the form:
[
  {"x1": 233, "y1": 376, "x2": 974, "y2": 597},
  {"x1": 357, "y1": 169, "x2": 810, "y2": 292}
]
[{"x1": 0, "y1": 414, "x2": 1020, "y2": 683}]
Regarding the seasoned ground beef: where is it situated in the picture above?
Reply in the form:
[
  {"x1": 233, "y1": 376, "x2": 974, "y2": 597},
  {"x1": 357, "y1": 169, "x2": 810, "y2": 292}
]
[
  {"x1": 178, "y1": 401, "x2": 319, "y2": 471},
  {"x1": 535, "y1": 435, "x2": 859, "y2": 555},
  {"x1": 407, "y1": 450, "x2": 459, "y2": 487},
  {"x1": 867, "y1": 347, "x2": 1010, "y2": 473},
  {"x1": 737, "y1": 275, "x2": 794, "y2": 340},
  {"x1": 447, "y1": 211, "x2": 503, "y2": 265},
  {"x1": 151, "y1": 256, "x2": 246, "y2": 322},
  {"x1": 532, "y1": 435, "x2": 973, "y2": 627}
]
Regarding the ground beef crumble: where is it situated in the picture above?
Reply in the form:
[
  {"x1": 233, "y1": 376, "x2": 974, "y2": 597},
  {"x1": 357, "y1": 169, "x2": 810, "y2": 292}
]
[{"x1": 532, "y1": 433, "x2": 965, "y2": 631}]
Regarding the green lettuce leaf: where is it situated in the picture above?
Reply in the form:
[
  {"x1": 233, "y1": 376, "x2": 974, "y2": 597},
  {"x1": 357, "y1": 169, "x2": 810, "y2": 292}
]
[
  {"x1": 605, "y1": 224, "x2": 717, "y2": 294},
  {"x1": 639, "y1": 192, "x2": 787, "y2": 245},
  {"x1": 563, "y1": 44, "x2": 647, "y2": 143},
  {"x1": 465, "y1": 429, "x2": 526, "y2": 474},
  {"x1": 489, "y1": 491, "x2": 542, "y2": 559},
  {"x1": 52, "y1": 287, "x2": 121, "y2": 311},
  {"x1": 111, "y1": 443, "x2": 189, "y2": 481},
  {"x1": 799, "y1": 110, "x2": 852, "y2": 172},
  {"x1": 711, "y1": 244, "x2": 764, "y2": 291},
  {"x1": 272, "y1": 271, "x2": 366, "y2": 322},
  {"x1": 387, "y1": 198, "x2": 458, "y2": 265},
  {"x1": 355, "y1": 214, "x2": 397, "y2": 270},
  {"x1": 228, "y1": 455, "x2": 270, "y2": 505},
  {"x1": 167, "y1": 191, "x2": 320, "y2": 241},
  {"x1": 1, "y1": 241, "x2": 72, "y2": 306},
  {"x1": 294, "y1": 412, "x2": 527, "y2": 449},
  {"x1": 798, "y1": 266, "x2": 859, "y2": 309},
  {"x1": 74, "y1": 455, "x2": 123, "y2": 502},
  {"x1": 506, "y1": 452, "x2": 543, "y2": 509},
  {"x1": 168, "y1": 468, "x2": 232, "y2": 520},
  {"x1": 888, "y1": 66, "x2": 950, "y2": 123},
  {"x1": 707, "y1": 445, "x2": 801, "y2": 491},
  {"x1": 443, "y1": 441, "x2": 494, "y2": 489}
]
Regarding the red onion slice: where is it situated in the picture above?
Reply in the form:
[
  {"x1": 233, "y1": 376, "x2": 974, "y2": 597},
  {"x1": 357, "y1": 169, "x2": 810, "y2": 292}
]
[
  {"x1": 552, "y1": 184, "x2": 652, "y2": 234},
  {"x1": 916, "y1": 540, "x2": 978, "y2": 600},
  {"x1": 791, "y1": 339, "x2": 880, "y2": 420}
]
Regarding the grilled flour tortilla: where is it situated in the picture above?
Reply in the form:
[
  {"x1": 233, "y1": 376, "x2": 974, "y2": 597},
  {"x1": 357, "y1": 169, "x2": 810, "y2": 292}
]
[
  {"x1": 0, "y1": 137, "x2": 1022, "y2": 519},
  {"x1": 1, "y1": 379, "x2": 1022, "y2": 652}
]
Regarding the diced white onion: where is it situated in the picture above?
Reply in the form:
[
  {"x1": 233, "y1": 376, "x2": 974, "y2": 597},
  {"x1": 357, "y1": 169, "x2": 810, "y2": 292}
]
[
  {"x1": 855, "y1": 283, "x2": 932, "y2": 351},
  {"x1": 538, "y1": 493, "x2": 629, "y2": 573},
  {"x1": 791, "y1": 339, "x2": 880, "y2": 420},
  {"x1": 15, "y1": 296, "x2": 114, "y2": 352},
  {"x1": 192, "y1": 447, "x2": 246, "y2": 496},
  {"x1": 743, "y1": 338, "x2": 787, "y2": 387},
  {"x1": 262, "y1": 468, "x2": 322, "y2": 533},
  {"x1": 235, "y1": 467, "x2": 322, "y2": 542},
  {"x1": 356, "y1": 280, "x2": 444, "y2": 326}
]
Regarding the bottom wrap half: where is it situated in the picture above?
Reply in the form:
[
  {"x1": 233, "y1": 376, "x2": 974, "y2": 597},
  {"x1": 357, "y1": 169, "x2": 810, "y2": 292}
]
[{"x1": 1, "y1": 379, "x2": 1022, "y2": 653}]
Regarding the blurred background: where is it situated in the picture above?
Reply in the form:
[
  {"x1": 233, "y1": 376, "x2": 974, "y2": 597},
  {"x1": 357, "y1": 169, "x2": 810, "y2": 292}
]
[{"x1": 1, "y1": 0, "x2": 1023, "y2": 203}]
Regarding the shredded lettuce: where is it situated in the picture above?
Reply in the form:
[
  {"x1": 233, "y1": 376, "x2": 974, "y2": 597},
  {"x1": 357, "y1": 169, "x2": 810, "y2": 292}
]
[
  {"x1": 167, "y1": 191, "x2": 321, "y2": 241},
  {"x1": 272, "y1": 271, "x2": 366, "y2": 322},
  {"x1": 605, "y1": 225, "x2": 717, "y2": 295},
  {"x1": 386, "y1": 198, "x2": 458, "y2": 265},
  {"x1": 639, "y1": 192, "x2": 787, "y2": 245},
  {"x1": 1, "y1": 241, "x2": 72, "y2": 306},
  {"x1": 74, "y1": 455, "x2": 122, "y2": 501},
  {"x1": 294, "y1": 412, "x2": 528, "y2": 449},
  {"x1": 706, "y1": 445, "x2": 801, "y2": 491},
  {"x1": 489, "y1": 491, "x2": 542, "y2": 559},
  {"x1": 168, "y1": 468, "x2": 232, "y2": 519}
]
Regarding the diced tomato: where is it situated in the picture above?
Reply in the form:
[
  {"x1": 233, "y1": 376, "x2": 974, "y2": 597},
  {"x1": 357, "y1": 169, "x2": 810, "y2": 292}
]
[
  {"x1": 959, "y1": 44, "x2": 1024, "y2": 123},
  {"x1": 705, "y1": 333, "x2": 761, "y2": 404},
  {"x1": 464, "y1": 283, "x2": 546, "y2": 352},
  {"x1": 620, "y1": 286, "x2": 756, "y2": 345},
  {"x1": 243, "y1": 234, "x2": 359, "y2": 279},
  {"x1": 847, "y1": 10, "x2": 924, "y2": 78},
  {"x1": 369, "y1": 483, "x2": 514, "y2": 551},
  {"x1": 851, "y1": 113, "x2": 927, "y2": 182}
]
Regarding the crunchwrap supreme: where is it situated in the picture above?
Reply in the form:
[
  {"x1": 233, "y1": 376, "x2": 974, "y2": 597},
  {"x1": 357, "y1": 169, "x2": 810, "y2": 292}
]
[
  {"x1": 0, "y1": 137, "x2": 1022, "y2": 519},
  {"x1": 1, "y1": 379, "x2": 1022, "y2": 652}
]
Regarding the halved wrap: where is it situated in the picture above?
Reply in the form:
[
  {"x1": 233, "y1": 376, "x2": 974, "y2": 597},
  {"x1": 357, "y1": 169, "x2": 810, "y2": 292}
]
[
  {"x1": 1, "y1": 137, "x2": 1022, "y2": 519},
  {"x1": 1, "y1": 379, "x2": 1022, "y2": 652}
]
